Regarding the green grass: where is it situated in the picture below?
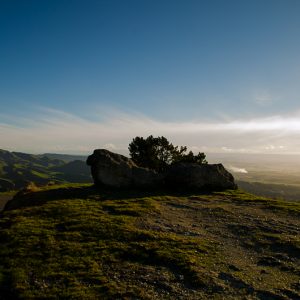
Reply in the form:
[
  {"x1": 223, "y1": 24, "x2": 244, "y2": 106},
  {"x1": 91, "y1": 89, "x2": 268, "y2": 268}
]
[
  {"x1": 0, "y1": 185, "x2": 299, "y2": 299},
  {"x1": 0, "y1": 185, "x2": 220, "y2": 299},
  {"x1": 30, "y1": 170, "x2": 51, "y2": 179}
]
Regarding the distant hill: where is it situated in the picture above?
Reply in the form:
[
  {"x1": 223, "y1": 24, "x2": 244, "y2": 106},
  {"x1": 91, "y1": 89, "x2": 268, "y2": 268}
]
[
  {"x1": 237, "y1": 180, "x2": 300, "y2": 202},
  {"x1": 42, "y1": 153, "x2": 86, "y2": 163},
  {"x1": 51, "y1": 160, "x2": 91, "y2": 183},
  {"x1": 0, "y1": 184, "x2": 299, "y2": 299},
  {"x1": 0, "y1": 149, "x2": 91, "y2": 191}
]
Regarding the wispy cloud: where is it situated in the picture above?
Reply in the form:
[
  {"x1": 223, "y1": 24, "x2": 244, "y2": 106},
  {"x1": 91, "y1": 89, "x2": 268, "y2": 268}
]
[
  {"x1": 254, "y1": 90, "x2": 273, "y2": 106},
  {"x1": 1, "y1": 108, "x2": 300, "y2": 155}
]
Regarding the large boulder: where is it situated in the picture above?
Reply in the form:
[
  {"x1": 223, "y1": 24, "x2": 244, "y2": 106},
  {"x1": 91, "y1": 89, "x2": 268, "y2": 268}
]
[
  {"x1": 86, "y1": 149, "x2": 162, "y2": 188},
  {"x1": 165, "y1": 163, "x2": 237, "y2": 191},
  {"x1": 87, "y1": 149, "x2": 237, "y2": 191}
]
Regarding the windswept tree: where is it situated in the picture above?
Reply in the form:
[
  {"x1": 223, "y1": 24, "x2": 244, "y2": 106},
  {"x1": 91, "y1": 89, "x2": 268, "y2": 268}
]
[{"x1": 128, "y1": 135, "x2": 207, "y2": 172}]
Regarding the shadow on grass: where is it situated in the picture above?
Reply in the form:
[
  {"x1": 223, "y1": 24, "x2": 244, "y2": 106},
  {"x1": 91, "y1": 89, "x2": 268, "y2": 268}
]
[
  {"x1": 0, "y1": 267, "x2": 20, "y2": 300},
  {"x1": 3, "y1": 184, "x2": 218, "y2": 212}
]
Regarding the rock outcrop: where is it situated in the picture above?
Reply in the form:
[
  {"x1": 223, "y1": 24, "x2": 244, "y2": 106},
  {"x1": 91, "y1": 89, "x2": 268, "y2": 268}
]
[
  {"x1": 87, "y1": 149, "x2": 237, "y2": 190},
  {"x1": 165, "y1": 163, "x2": 237, "y2": 190},
  {"x1": 86, "y1": 149, "x2": 162, "y2": 188}
]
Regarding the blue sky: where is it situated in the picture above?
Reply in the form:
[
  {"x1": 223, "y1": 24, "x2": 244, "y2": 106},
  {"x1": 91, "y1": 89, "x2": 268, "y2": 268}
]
[{"x1": 1, "y1": 0, "x2": 300, "y2": 154}]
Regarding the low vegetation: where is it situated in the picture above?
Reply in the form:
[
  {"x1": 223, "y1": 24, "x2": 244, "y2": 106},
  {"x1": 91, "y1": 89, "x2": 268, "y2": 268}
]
[{"x1": 0, "y1": 185, "x2": 299, "y2": 299}]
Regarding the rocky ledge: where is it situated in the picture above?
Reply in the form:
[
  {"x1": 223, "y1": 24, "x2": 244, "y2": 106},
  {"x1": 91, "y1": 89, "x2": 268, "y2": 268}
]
[{"x1": 86, "y1": 149, "x2": 237, "y2": 190}]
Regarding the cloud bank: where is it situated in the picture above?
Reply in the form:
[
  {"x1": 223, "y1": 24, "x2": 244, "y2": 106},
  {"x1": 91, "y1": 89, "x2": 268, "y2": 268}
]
[
  {"x1": 1, "y1": 108, "x2": 300, "y2": 155},
  {"x1": 227, "y1": 166, "x2": 248, "y2": 174}
]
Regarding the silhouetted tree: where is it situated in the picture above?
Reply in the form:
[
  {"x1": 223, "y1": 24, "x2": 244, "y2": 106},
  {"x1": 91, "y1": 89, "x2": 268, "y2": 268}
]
[{"x1": 128, "y1": 135, "x2": 207, "y2": 172}]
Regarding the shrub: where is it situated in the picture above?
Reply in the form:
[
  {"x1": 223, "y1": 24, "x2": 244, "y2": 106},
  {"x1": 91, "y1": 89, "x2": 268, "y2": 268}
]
[{"x1": 128, "y1": 135, "x2": 207, "y2": 172}]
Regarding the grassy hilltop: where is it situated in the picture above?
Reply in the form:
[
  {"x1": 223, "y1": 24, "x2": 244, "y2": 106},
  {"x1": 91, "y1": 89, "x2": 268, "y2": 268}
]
[{"x1": 0, "y1": 184, "x2": 299, "y2": 299}]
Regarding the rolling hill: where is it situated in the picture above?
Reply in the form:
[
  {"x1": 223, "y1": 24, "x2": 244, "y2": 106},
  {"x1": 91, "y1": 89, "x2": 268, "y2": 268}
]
[{"x1": 0, "y1": 150, "x2": 91, "y2": 191}]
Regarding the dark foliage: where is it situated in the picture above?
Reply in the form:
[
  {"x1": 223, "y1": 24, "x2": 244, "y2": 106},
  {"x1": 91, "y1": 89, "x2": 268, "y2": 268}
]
[{"x1": 128, "y1": 135, "x2": 207, "y2": 172}]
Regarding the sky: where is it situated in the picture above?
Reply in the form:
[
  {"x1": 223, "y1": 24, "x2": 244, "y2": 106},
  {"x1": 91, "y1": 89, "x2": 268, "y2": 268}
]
[{"x1": 1, "y1": 0, "x2": 300, "y2": 155}]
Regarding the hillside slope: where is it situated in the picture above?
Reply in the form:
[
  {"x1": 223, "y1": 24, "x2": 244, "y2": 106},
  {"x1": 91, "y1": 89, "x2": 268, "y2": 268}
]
[
  {"x1": 0, "y1": 185, "x2": 299, "y2": 299},
  {"x1": 0, "y1": 150, "x2": 91, "y2": 191}
]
